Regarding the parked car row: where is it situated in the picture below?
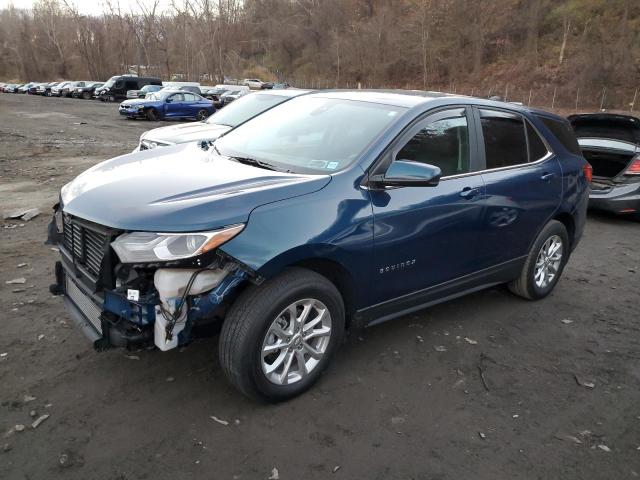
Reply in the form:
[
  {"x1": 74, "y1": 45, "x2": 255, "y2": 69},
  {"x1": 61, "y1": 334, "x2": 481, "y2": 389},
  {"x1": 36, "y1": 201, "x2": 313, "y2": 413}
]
[
  {"x1": 0, "y1": 80, "x2": 105, "y2": 98},
  {"x1": 1, "y1": 75, "x2": 292, "y2": 113}
]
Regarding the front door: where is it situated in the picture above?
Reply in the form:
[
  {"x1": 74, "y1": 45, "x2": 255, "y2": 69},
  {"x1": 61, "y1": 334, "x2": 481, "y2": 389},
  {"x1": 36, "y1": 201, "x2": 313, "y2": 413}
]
[
  {"x1": 369, "y1": 107, "x2": 486, "y2": 305},
  {"x1": 474, "y1": 108, "x2": 563, "y2": 268},
  {"x1": 165, "y1": 93, "x2": 185, "y2": 117}
]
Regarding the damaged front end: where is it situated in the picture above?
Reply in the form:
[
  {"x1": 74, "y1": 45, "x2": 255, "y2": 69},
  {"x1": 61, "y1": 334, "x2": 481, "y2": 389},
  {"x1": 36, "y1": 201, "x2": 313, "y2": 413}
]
[{"x1": 48, "y1": 206, "x2": 260, "y2": 351}]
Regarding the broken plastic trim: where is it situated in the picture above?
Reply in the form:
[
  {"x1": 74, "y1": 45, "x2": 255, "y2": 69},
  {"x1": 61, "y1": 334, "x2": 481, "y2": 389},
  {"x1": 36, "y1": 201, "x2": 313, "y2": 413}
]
[
  {"x1": 216, "y1": 250, "x2": 264, "y2": 285},
  {"x1": 188, "y1": 268, "x2": 248, "y2": 321}
]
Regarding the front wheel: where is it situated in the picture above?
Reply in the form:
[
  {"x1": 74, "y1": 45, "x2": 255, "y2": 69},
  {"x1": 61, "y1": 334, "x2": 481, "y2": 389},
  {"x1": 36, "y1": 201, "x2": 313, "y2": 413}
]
[
  {"x1": 508, "y1": 220, "x2": 569, "y2": 300},
  {"x1": 219, "y1": 268, "x2": 345, "y2": 402},
  {"x1": 145, "y1": 108, "x2": 158, "y2": 121}
]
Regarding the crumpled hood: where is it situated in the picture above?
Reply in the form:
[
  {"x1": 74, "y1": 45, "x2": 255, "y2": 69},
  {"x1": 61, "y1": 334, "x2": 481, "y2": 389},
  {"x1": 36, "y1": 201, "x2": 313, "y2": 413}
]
[
  {"x1": 120, "y1": 98, "x2": 151, "y2": 107},
  {"x1": 61, "y1": 143, "x2": 331, "y2": 232},
  {"x1": 143, "y1": 122, "x2": 231, "y2": 145}
]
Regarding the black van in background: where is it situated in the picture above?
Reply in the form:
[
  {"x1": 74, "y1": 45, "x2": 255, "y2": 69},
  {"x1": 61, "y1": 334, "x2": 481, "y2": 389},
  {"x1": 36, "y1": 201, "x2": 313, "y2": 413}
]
[{"x1": 98, "y1": 75, "x2": 162, "y2": 102}]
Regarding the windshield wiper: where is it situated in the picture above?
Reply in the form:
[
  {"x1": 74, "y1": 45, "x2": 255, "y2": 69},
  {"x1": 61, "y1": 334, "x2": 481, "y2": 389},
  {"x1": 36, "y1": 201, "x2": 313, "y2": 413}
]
[{"x1": 230, "y1": 156, "x2": 279, "y2": 171}]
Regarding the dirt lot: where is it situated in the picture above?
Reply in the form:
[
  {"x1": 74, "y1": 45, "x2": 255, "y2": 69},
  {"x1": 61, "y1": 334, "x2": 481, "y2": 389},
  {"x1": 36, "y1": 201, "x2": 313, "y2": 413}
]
[{"x1": 1, "y1": 93, "x2": 639, "y2": 480}]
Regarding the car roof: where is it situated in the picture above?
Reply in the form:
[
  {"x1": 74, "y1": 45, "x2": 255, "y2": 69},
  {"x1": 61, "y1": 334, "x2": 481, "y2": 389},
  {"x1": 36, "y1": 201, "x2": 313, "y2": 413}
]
[
  {"x1": 306, "y1": 89, "x2": 455, "y2": 108},
  {"x1": 253, "y1": 89, "x2": 312, "y2": 98},
  {"x1": 160, "y1": 88, "x2": 194, "y2": 94},
  {"x1": 301, "y1": 90, "x2": 568, "y2": 123}
]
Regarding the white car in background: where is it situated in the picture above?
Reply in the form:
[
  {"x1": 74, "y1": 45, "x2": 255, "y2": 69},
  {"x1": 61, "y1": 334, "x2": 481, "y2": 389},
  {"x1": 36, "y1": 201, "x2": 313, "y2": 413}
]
[
  {"x1": 243, "y1": 78, "x2": 264, "y2": 89},
  {"x1": 219, "y1": 86, "x2": 251, "y2": 106}
]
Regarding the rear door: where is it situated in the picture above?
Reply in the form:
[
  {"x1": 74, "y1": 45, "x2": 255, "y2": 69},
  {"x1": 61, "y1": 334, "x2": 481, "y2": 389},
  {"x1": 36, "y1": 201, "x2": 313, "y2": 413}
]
[
  {"x1": 475, "y1": 108, "x2": 562, "y2": 268},
  {"x1": 182, "y1": 93, "x2": 198, "y2": 116}
]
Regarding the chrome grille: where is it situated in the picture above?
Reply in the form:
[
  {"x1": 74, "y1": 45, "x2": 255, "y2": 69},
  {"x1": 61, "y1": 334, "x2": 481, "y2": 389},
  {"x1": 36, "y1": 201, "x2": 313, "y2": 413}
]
[
  {"x1": 62, "y1": 217, "x2": 109, "y2": 277},
  {"x1": 65, "y1": 275, "x2": 103, "y2": 333}
]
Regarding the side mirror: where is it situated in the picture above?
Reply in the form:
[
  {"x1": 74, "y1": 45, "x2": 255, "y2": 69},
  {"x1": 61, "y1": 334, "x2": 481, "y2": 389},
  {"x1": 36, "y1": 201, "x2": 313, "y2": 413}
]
[
  {"x1": 371, "y1": 160, "x2": 441, "y2": 188},
  {"x1": 165, "y1": 98, "x2": 173, "y2": 103}
]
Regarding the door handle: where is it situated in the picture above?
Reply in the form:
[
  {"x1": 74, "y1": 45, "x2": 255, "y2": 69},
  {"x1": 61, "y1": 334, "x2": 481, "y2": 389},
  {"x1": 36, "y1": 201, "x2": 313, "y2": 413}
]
[
  {"x1": 540, "y1": 172, "x2": 556, "y2": 181},
  {"x1": 459, "y1": 187, "x2": 481, "y2": 199}
]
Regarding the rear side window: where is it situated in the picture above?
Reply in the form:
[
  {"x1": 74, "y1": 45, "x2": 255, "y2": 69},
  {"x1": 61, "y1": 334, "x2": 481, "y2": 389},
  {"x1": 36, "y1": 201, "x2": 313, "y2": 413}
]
[
  {"x1": 183, "y1": 93, "x2": 197, "y2": 102},
  {"x1": 539, "y1": 116, "x2": 581, "y2": 155},
  {"x1": 479, "y1": 109, "x2": 528, "y2": 169},
  {"x1": 396, "y1": 110, "x2": 470, "y2": 177},
  {"x1": 125, "y1": 81, "x2": 137, "y2": 90},
  {"x1": 526, "y1": 121, "x2": 549, "y2": 161}
]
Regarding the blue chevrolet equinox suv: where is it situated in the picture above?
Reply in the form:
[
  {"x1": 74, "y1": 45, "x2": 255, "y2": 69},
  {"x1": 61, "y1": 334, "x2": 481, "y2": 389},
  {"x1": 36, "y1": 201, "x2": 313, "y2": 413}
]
[{"x1": 49, "y1": 91, "x2": 590, "y2": 401}]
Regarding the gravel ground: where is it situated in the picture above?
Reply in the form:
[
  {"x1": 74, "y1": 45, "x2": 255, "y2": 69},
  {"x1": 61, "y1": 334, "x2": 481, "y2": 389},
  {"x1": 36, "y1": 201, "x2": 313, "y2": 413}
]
[{"x1": 1, "y1": 93, "x2": 639, "y2": 480}]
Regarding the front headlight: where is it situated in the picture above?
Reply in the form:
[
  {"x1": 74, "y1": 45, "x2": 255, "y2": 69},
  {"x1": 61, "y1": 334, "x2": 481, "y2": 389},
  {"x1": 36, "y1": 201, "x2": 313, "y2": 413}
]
[{"x1": 111, "y1": 224, "x2": 244, "y2": 263}]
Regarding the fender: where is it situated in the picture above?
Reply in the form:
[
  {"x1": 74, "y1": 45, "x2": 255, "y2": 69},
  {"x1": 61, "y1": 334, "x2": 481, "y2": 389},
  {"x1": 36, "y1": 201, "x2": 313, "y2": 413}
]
[{"x1": 220, "y1": 168, "x2": 375, "y2": 309}]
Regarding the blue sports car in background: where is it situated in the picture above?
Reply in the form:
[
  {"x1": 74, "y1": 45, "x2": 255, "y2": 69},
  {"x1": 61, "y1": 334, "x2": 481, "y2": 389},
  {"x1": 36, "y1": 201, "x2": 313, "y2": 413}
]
[{"x1": 119, "y1": 89, "x2": 215, "y2": 121}]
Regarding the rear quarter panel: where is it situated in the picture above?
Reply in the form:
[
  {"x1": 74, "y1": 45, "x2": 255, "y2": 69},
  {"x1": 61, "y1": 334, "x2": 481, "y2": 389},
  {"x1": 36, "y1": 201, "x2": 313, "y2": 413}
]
[{"x1": 533, "y1": 115, "x2": 589, "y2": 249}]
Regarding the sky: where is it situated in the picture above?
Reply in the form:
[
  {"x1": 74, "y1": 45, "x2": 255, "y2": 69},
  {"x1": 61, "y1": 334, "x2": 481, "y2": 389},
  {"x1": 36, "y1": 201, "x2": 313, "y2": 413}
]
[{"x1": 0, "y1": 0, "x2": 176, "y2": 15}]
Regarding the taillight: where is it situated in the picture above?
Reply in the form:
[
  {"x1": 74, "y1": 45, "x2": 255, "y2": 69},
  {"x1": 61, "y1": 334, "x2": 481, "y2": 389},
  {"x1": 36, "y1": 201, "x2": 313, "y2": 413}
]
[
  {"x1": 624, "y1": 156, "x2": 640, "y2": 175},
  {"x1": 583, "y1": 162, "x2": 593, "y2": 183}
]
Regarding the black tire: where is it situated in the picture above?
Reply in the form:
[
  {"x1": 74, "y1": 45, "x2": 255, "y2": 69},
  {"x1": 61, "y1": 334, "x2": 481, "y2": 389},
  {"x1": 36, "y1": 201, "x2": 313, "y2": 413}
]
[
  {"x1": 219, "y1": 267, "x2": 345, "y2": 402},
  {"x1": 196, "y1": 109, "x2": 208, "y2": 121},
  {"x1": 145, "y1": 108, "x2": 158, "y2": 121},
  {"x1": 508, "y1": 220, "x2": 570, "y2": 300},
  {"x1": 82, "y1": 91, "x2": 91, "y2": 100}
]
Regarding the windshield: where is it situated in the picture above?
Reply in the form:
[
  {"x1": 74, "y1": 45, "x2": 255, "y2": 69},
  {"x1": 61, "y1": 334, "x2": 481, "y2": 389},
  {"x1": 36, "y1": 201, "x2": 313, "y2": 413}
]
[
  {"x1": 147, "y1": 91, "x2": 174, "y2": 101},
  {"x1": 215, "y1": 96, "x2": 405, "y2": 174},
  {"x1": 206, "y1": 93, "x2": 289, "y2": 127},
  {"x1": 103, "y1": 76, "x2": 119, "y2": 88}
]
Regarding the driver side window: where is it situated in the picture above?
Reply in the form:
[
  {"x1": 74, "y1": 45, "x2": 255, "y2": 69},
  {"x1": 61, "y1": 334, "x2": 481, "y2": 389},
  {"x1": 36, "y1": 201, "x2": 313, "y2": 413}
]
[
  {"x1": 396, "y1": 111, "x2": 470, "y2": 177},
  {"x1": 170, "y1": 93, "x2": 185, "y2": 102}
]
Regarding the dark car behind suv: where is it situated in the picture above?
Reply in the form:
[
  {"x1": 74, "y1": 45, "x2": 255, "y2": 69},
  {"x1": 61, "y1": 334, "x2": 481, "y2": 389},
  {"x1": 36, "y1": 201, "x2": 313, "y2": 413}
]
[
  {"x1": 48, "y1": 91, "x2": 589, "y2": 401},
  {"x1": 568, "y1": 113, "x2": 640, "y2": 218},
  {"x1": 72, "y1": 82, "x2": 105, "y2": 99}
]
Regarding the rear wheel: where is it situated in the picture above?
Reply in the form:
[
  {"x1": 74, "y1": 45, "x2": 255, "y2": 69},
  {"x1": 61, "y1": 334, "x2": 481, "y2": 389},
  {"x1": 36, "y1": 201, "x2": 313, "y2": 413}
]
[
  {"x1": 508, "y1": 220, "x2": 569, "y2": 300},
  {"x1": 196, "y1": 109, "x2": 208, "y2": 121},
  {"x1": 219, "y1": 268, "x2": 345, "y2": 402}
]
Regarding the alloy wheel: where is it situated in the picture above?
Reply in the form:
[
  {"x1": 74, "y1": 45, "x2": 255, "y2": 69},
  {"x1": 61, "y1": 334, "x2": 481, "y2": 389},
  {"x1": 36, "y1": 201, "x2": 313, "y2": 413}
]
[
  {"x1": 534, "y1": 235, "x2": 563, "y2": 289},
  {"x1": 261, "y1": 299, "x2": 332, "y2": 385}
]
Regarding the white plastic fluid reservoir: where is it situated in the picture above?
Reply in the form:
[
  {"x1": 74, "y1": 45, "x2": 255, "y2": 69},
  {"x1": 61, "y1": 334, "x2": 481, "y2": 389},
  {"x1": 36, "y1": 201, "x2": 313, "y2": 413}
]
[
  {"x1": 153, "y1": 268, "x2": 228, "y2": 351},
  {"x1": 154, "y1": 304, "x2": 185, "y2": 351}
]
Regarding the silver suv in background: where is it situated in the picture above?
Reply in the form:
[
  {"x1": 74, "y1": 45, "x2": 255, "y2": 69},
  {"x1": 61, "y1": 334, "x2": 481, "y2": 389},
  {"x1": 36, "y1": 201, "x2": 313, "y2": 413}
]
[{"x1": 136, "y1": 89, "x2": 310, "y2": 151}]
